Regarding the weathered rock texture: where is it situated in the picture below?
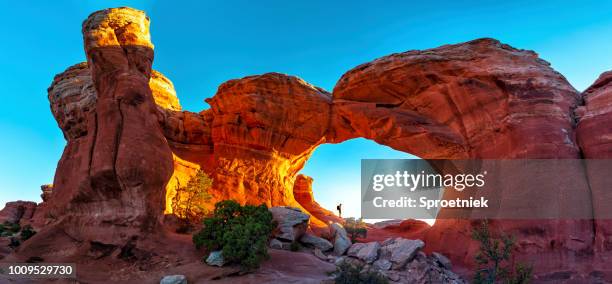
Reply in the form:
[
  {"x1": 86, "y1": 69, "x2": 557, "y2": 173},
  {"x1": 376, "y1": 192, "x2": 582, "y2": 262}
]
[
  {"x1": 204, "y1": 73, "x2": 331, "y2": 209},
  {"x1": 0, "y1": 201, "x2": 37, "y2": 224},
  {"x1": 330, "y1": 38, "x2": 580, "y2": 159},
  {"x1": 328, "y1": 38, "x2": 597, "y2": 279},
  {"x1": 39, "y1": 7, "x2": 174, "y2": 246},
  {"x1": 292, "y1": 174, "x2": 342, "y2": 226},
  {"x1": 12, "y1": 7, "x2": 611, "y2": 281},
  {"x1": 576, "y1": 72, "x2": 612, "y2": 254}
]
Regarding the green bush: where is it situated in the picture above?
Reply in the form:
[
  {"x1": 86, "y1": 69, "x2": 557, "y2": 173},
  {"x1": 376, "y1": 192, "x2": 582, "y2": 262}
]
[
  {"x1": 290, "y1": 241, "x2": 301, "y2": 252},
  {"x1": 472, "y1": 220, "x2": 533, "y2": 284},
  {"x1": 193, "y1": 200, "x2": 275, "y2": 271},
  {"x1": 344, "y1": 218, "x2": 368, "y2": 242},
  {"x1": 20, "y1": 225, "x2": 36, "y2": 241},
  {"x1": 0, "y1": 221, "x2": 21, "y2": 237},
  {"x1": 333, "y1": 262, "x2": 388, "y2": 284}
]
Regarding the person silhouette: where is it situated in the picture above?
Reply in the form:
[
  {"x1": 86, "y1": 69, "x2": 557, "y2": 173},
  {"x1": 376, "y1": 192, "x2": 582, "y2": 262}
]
[{"x1": 336, "y1": 203, "x2": 342, "y2": 218}]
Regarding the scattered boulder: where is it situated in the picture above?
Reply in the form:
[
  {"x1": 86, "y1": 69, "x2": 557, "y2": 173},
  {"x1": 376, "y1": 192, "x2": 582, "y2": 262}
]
[
  {"x1": 332, "y1": 240, "x2": 464, "y2": 283},
  {"x1": 269, "y1": 239, "x2": 291, "y2": 250},
  {"x1": 269, "y1": 238, "x2": 283, "y2": 249},
  {"x1": 431, "y1": 252, "x2": 452, "y2": 270},
  {"x1": 400, "y1": 252, "x2": 465, "y2": 284},
  {"x1": 205, "y1": 251, "x2": 226, "y2": 267},
  {"x1": 385, "y1": 270, "x2": 401, "y2": 282},
  {"x1": 373, "y1": 259, "x2": 392, "y2": 271},
  {"x1": 160, "y1": 275, "x2": 187, "y2": 284},
  {"x1": 378, "y1": 238, "x2": 424, "y2": 270},
  {"x1": 330, "y1": 223, "x2": 351, "y2": 255},
  {"x1": 347, "y1": 242, "x2": 380, "y2": 264},
  {"x1": 313, "y1": 248, "x2": 328, "y2": 261},
  {"x1": 300, "y1": 233, "x2": 333, "y2": 251},
  {"x1": 269, "y1": 207, "x2": 309, "y2": 242}
]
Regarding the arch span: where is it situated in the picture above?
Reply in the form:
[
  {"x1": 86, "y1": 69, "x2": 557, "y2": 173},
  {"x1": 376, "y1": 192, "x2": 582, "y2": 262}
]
[{"x1": 43, "y1": 9, "x2": 602, "y2": 276}]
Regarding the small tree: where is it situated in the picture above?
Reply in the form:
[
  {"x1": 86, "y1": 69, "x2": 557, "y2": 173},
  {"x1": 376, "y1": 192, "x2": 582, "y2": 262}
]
[
  {"x1": 172, "y1": 170, "x2": 213, "y2": 230},
  {"x1": 344, "y1": 217, "x2": 368, "y2": 242},
  {"x1": 472, "y1": 220, "x2": 533, "y2": 284},
  {"x1": 193, "y1": 200, "x2": 275, "y2": 271}
]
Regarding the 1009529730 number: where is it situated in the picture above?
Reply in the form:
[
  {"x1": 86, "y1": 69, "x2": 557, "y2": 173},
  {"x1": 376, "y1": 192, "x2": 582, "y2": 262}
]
[{"x1": 0, "y1": 263, "x2": 76, "y2": 279}]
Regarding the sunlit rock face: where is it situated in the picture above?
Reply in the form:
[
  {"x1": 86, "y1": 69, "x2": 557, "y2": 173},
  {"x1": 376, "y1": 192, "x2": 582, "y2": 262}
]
[
  {"x1": 205, "y1": 73, "x2": 332, "y2": 208},
  {"x1": 293, "y1": 174, "x2": 342, "y2": 227},
  {"x1": 40, "y1": 7, "x2": 174, "y2": 245},
  {"x1": 48, "y1": 64, "x2": 181, "y2": 140}
]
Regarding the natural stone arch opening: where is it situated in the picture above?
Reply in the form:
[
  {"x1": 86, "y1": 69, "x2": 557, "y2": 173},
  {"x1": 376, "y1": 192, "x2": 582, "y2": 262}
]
[{"x1": 299, "y1": 137, "x2": 415, "y2": 220}]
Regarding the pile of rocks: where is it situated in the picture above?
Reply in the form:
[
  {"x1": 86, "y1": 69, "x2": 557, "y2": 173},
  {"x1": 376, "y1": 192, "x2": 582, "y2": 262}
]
[
  {"x1": 264, "y1": 207, "x2": 465, "y2": 283},
  {"x1": 332, "y1": 238, "x2": 464, "y2": 284},
  {"x1": 201, "y1": 206, "x2": 464, "y2": 283}
]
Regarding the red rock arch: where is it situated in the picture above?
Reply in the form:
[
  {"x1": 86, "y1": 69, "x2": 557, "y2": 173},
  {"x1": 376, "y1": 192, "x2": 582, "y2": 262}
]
[{"x1": 40, "y1": 8, "x2": 609, "y2": 278}]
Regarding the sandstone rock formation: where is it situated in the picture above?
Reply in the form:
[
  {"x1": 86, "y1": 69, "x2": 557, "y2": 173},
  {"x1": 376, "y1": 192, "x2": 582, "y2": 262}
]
[
  {"x1": 269, "y1": 206, "x2": 310, "y2": 242},
  {"x1": 293, "y1": 174, "x2": 343, "y2": 226},
  {"x1": 6, "y1": 6, "x2": 609, "y2": 282},
  {"x1": 0, "y1": 201, "x2": 37, "y2": 224},
  {"x1": 330, "y1": 222, "x2": 352, "y2": 256},
  {"x1": 331, "y1": 38, "x2": 580, "y2": 159},
  {"x1": 335, "y1": 239, "x2": 464, "y2": 284},
  {"x1": 576, "y1": 71, "x2": 612, "y2": 255},
  {"x1": 40, "y1": 184, "x2": 53, "y2": 202},
  {"x1": 38, "y1": 7, "x2": 174, "y2": 246}
]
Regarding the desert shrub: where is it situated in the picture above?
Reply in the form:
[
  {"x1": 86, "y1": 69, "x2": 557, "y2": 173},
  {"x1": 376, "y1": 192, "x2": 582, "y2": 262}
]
[
  {"x1": 333, "y1": 262, "x2": 388, "y2": 284},
  {"x1": 0, "y1": 221, "x2": 21, "y2": 237},
  {"x1": 172, "y1": 170, "x2": 213, "y2": 231},
  {"x1": 193, "y1": 200, "x2": 275, "y2": 271},
  {"x1": 344, "y1": 218, "x2": 368, "y2": 242},
  {"x1": 20, "y1": 225, "x2": 36, "y2": 241},
  {"x1": 290, "y1": 241, "x2": 301, "y2": 252},
  {"x1": 8, "y1": 237, "x2": 20, "y2": 248},
  {"x1": 472, "y1": 220, "x2": 533, "y2": 284}
]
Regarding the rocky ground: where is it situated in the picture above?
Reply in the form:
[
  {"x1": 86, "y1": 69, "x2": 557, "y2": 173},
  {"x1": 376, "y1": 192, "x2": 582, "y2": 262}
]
[{"x1": 0, "y1": 204, "x2": 465, "y2": 283}]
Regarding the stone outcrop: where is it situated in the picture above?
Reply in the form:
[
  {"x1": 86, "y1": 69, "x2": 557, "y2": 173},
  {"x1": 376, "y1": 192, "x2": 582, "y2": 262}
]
[
  {"x1": 330, "y1": 223, "x2": 352, "y2": 256},
  {"x1": 576, "y1": 72, "x2": 612, "y2": 254},
  {"x1": 39, "y1": 7, "x2": 174, "y2": 246},
  {"x1": 300, "y1": 233, "x2": 333, "y2": 251},
  {"x1": 328, "y1": 38, "x2": 596, "y2": 277},
  {"x1": 269, "y1": 206, "x2": 309, "y2": 242},
  {"x1": 292, "y1": 174, "x2": 343, "y2": 227},
  {"x1": 40, "y1": 184, "x2": 53, "y2": 202},
  {"x1": 204, "y1": 73, "x2": 331, "y2": 209},
  {"x1": 48, "y1": 64, "x2": 180, "y2": 141},
  {"x1": 8, "y1": 6, "x2": 610, "y2": 281},
  {"x1": 334, "y1": 238, "x2": 464, "y2": 284},
  {"x1": 0, "y1": 201, "x2": 37, "y2": 224},
  {"x1": 347, "y1": 241, "x2": 380, "y2": 264},
  {"x1": 330, "y1": 38, "x2": 581, "y2": 159}
]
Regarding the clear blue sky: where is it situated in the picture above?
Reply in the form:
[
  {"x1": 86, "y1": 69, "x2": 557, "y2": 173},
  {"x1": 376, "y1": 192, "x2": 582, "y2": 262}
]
[{"x1": 1, "y1": 1, "x2": 612, "y2": 216}]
